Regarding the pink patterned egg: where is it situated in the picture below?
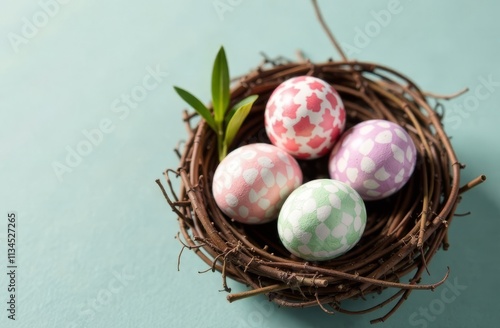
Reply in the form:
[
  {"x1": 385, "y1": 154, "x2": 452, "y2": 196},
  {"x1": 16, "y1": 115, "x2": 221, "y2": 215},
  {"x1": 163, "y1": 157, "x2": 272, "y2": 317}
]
[
  {"x1": 265, "y1": 76, "x2": 346, "y2": 159},
  {"x1": 212, "y1": 143, "x2": 303, "y2": 224},
  {"x1": 329, "y1": 120, "x2": 417, "y2": 201}
]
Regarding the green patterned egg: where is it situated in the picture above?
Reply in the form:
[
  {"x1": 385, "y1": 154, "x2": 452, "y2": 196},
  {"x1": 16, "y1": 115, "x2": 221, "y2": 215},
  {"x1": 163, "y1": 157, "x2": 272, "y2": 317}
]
[{"x1": 277, "y1": 179, "x2": 367, "y2": 261}]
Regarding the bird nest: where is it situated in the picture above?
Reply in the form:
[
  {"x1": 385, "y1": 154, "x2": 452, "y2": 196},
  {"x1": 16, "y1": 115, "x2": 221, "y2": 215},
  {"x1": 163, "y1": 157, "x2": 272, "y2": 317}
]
[{"x1": 156, "y1": 57, "x2": 485, "y2": 323}]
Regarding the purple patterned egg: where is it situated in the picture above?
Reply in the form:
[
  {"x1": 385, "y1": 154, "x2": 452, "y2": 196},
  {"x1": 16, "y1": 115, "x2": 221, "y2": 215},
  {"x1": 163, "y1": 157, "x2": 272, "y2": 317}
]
[{"x1": 328, "y1": 119, "x2": 417, "y2": 201}]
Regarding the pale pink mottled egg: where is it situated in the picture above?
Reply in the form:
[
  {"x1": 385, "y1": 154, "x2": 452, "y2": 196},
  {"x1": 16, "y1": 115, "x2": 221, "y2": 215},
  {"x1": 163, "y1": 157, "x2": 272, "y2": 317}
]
[
  {"x1": 329, "y1": 119, "x2": 417, "y2": 201},
  {"x1": 265, "y1": 76, "x2": 346, "y2": 160},
  {"x1": 212, "y1": 143, "x2": 303, "y2": 224}
]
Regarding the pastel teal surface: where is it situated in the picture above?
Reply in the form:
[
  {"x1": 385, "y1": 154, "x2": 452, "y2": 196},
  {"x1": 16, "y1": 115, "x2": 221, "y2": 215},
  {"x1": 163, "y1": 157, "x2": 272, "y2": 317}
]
[{"x1": 0, "y1": 1, "x2": 499, "y2": 327}]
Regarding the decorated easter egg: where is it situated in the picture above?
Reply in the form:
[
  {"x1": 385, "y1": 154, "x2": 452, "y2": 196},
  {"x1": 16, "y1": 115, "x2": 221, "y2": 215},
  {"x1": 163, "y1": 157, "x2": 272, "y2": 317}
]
[
  {"x1": 264, "y1": 76, "x2": 346, "y2": 160},
  {"x1": 277, "y1": 179, "x2": 367, "y2": 261},
  {"x1": 212, "y1": 143, "x2": 303, "y2": 224},
  {"x1": 329, "y1": 119, "x2": 417, "y2": 201}
]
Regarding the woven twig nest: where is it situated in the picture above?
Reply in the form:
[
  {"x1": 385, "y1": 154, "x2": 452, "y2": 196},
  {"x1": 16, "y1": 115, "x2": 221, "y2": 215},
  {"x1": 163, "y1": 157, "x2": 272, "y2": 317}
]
[{"x1": 157, "y1": 57, "x2": 485, "y2": 323}]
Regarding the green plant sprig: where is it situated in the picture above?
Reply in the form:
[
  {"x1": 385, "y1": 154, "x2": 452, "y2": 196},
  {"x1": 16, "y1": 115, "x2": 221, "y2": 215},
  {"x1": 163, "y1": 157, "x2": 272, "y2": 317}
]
[{"x1": 174, "y1": 47, "x2": 258, "y2": 161}]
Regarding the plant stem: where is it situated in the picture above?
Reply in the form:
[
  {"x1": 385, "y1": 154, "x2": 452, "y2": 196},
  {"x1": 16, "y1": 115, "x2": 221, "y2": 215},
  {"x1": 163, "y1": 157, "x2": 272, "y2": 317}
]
[
  {"x1": 311, "y1": 0, "x2": 348, "y2": 61},
  {"x1": 217, "y1": 129, "x2": 225, "y2": 161}
]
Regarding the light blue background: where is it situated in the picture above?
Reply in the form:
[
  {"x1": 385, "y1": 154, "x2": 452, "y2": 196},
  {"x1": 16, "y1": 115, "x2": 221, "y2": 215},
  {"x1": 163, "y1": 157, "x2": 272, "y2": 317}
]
[{"x1": 1, "y1": 0, "x2": 499, "y2": 327}]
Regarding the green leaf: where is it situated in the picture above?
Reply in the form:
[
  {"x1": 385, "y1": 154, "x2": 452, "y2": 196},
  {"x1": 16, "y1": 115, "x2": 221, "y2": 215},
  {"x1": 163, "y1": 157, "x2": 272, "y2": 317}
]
[
  {"x1": 223, "y1": 95, "x2": 258, "y2": 151},
  {"x1": 224, "y1": 95, "x2": 258, "y2": 125},
  {"x1": 174, "y1": 86, "x2": 216, "y2": 131},
  {"x1": 211, "y1": 46, "x2": 230, "y2": 125}
]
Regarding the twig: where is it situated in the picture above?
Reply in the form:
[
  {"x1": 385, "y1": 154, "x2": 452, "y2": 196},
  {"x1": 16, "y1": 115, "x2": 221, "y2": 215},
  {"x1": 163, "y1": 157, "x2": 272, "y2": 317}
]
[
  {"x1": 424, "y1": 87, "x2": 469, "y2": 100},
  {"x1": 459, "y1": 175, "x2": 487, "y2": 194},
  {"x1": 227, "y1": 284, "x2": 289, "y2": 303},
  {"x1": 311, "y1": 0, "x2": 348, "y2": 61}
]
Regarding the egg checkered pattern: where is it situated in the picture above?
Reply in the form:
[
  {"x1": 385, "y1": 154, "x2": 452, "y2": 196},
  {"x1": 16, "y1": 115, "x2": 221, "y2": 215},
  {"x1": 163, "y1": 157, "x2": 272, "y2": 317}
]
[
  {"x1": 264, "y1": 76, "x2": 346, "y2": 159},
  {"x1": 329, "y1": 119, "x2": 417, "y2": 201},
  {"x1": 212, "y1": 143, "x2": 303, "y2": 224},
  {"x1": 277, "y1": 179, "x2": 367, "y2": 261}
]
